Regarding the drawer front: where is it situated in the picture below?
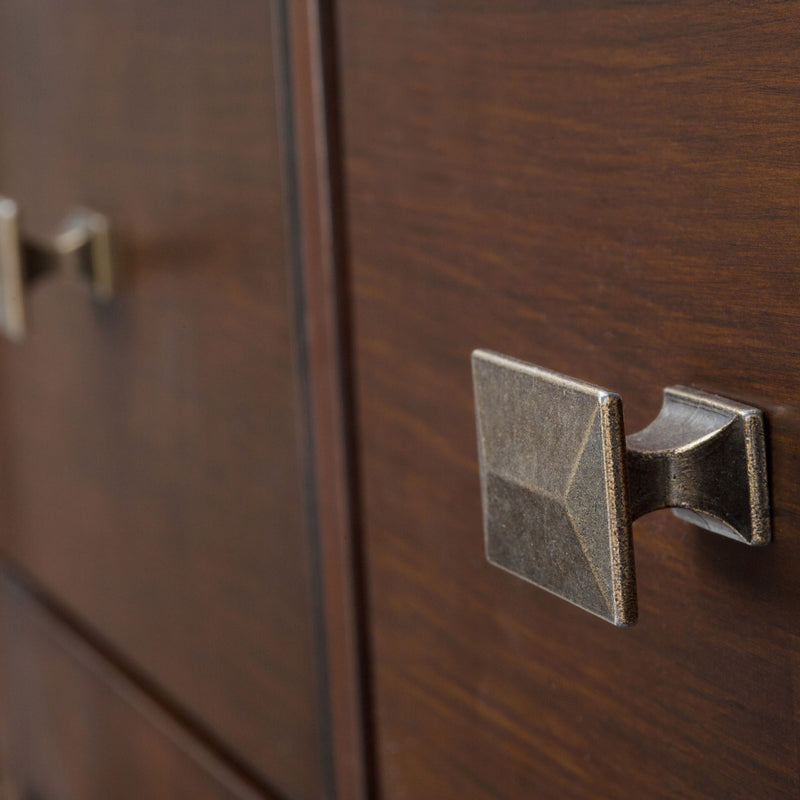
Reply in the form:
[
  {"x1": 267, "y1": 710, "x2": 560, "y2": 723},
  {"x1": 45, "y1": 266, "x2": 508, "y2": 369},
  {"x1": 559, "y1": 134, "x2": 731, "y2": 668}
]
[
  {"x1": 0, "y1": 4, "x2": 326, "y2": 798},
  {"x1": 0, "y1": 573, "x2": 272, "y2": 800},
  {"x1": 337, "y1": 1, "x2": 800, "y2": 798}
]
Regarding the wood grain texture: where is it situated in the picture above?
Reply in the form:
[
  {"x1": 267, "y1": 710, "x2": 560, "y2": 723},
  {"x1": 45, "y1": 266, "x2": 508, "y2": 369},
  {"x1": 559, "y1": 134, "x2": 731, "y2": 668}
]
[
  {"x1": 336, "y1": 1, "x2": 800, "y2": 798},
  {"x1": 0, "y1": 3, "x2": 326, "y2": 798},
  {"x1": 288, "y1": 1, "x2": 370, "y2": 798},
  {"x1": 0, "y1": 573, "x2": 273, "y2": 800}
]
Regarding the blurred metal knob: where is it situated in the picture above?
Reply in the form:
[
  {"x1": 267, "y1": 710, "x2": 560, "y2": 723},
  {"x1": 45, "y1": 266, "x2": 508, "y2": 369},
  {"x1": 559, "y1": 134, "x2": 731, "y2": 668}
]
[{"x1": 0, "y1": 197, "x2": 115, "y2": 340}]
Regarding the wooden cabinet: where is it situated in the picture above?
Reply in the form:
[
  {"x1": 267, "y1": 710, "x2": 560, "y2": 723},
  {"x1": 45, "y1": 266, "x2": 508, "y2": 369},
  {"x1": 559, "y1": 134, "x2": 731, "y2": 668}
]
[
  {"x1": 335, "y1": 1, "x2": 800, "y2": 798},
  {"x1": 0, "y1": 3, "x2": 332, "y2": 799},
  {"x1": 0, "y1": 573, "x2": 271, "y2": 800},
  {"x1": 2, "y1": 1, "x2": 800, "y2": 798}
]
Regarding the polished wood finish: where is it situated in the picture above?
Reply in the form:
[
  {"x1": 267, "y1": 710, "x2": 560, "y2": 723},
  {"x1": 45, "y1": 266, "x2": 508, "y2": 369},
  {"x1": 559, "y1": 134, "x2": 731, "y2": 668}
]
[
  {"x1": 0, "y1": 573, "x2": 272, "y2": 800},
  {"x1": 0, "y1": 3, "x2": 326, "y2": 798},
  {"x1": 289, "y1": 2, "x2": 370, "y2": 798},
  {"x1": 336, "y1": 1, "x2": 800, "y2": 797}
]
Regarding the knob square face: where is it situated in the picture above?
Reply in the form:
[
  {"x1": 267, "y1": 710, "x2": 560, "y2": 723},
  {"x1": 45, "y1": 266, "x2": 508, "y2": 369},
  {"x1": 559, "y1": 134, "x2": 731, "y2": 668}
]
[
  {"x1": 472, "y1": 350, "x2": 637, "y2": 626},
  {"x1": 0, "y1": 198, "x2": 26, "y2": 340}
]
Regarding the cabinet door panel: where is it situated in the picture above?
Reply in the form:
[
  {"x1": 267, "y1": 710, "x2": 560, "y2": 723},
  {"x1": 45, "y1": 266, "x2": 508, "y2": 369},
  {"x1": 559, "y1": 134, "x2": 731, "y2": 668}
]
[
  {"x1": 0, "y1": 574, "x2": 273, "y2": 800},
  {"x1": 337, "y1": 2, "x2": 800, "y2": 798},
  {"x1": 0, "y1": 4, "x2": 326, "y2": 798}
]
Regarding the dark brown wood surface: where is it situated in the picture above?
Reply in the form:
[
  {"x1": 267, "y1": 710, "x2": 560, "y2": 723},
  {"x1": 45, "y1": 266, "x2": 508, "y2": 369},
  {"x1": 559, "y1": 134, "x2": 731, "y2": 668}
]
[
  {"x1": 289, "y1": 1, "x2": 370, "y2": 798},
  {"x1": 0, "y1": 573, "x2": 273, "y2": 800},
  {"x1": 0, "y1": 3, "x2": 327, "y2": 798},
  {"x1": 336, "y1": 1, "x2": 800, "y2": 798}
]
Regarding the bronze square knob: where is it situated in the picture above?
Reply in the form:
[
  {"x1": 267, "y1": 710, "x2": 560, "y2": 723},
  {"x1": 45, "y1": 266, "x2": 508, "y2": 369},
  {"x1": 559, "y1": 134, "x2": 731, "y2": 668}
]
[{"x1": 472, "y1": 350, "x2": 769, "y2": 626}]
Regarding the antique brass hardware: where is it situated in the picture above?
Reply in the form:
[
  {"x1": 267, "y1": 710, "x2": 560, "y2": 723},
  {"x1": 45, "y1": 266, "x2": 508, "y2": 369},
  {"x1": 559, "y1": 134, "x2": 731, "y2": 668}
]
[
  {"x1": 472, "y1": 350, "x2": 770, "y2": 626},
  {"x1": 0, "y1": 197, "x2": 114, "y2": 340}
]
